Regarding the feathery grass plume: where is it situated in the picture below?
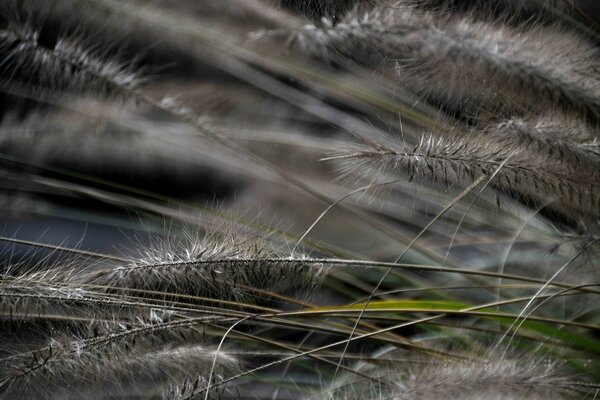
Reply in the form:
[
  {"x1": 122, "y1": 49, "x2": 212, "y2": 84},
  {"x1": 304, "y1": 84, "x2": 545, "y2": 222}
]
[
  {"x1": 328, "y1": 125, "x2": 600, "y2": 219},
  {"x1": 279, "y1": 0, "x2": 365, "y2": 19},
  {"x1": 393, "y1": 356, "x2": 582, "y2": 399},
  {"x1": 294, "y1": 2, "x2": 600, "y2": 122},
  {"x1": 0, "y1": 107, "x2": 244, "y2": 201},
  {"x1": 0, "y1": 17, "x2": 145, "y2": 99},
  {"x1": 0, "y1": 336, "x2": 237, "y2": 400},
  {"x1": 78, "y1": 225, "x2": 325, "y2": 304},
  {"x1": 0, "y1": 249, "x2": 178, "y2": 335},
  {"x1": 326, "y1": 352, "x2": 584, "y2": 399},
  {"x1": 407, "y1": 0, "x2": 580, "y2": 23},
  {"x1": 0, "y1": 281, "x2": 113, "y2": 324},
  {"x1": 0, "y1": 277, "x2": 185, "y2": 336},
  {"x1": 489, "y1": 116, "x2": 600, "y2": 175}
]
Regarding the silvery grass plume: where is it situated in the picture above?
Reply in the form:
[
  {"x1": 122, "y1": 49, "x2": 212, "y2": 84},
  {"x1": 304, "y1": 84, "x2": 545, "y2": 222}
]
[
  {"x1": 0, "y1": 336, "x2": 238, "y2": 399},
  {"x1": 78, "y1": 226, "x2": 325, "y2": 304},
  {"x1": 0, "y1": 261, "x2": 191, "y2": 334},
  {"x1": 294, "y1": 1, "x2": 600, "y2": 123},
  {"x1": 408, "y1": 0, "x2": 580, "y2": 22},
  {"x1": 0, "y1": 18, "x2": 145, "y2": 98},
  {"x1": 278, "y1": 0, "x2": 367, "y2": 19},
  {"x1": 324, "y1": 351, "x2": 585, "y2": 399},
  {"x1": 0, "y1": 281, "x2": 145, "y2": 330},
  {"x1": 284, "y1": 0, "x2": 583, "y2": 22},
  {"x1": 393, "y1": 356, "x2": 577, "y2": 399},
  {"x1": 328, "y1": 115, "x2": 600, "y2": 222}
]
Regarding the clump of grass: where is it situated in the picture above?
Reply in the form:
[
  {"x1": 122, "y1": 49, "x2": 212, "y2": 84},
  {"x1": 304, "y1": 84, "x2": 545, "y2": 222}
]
[{"x1": 0, "y1": 0, "x2": 598, "y2": 399}]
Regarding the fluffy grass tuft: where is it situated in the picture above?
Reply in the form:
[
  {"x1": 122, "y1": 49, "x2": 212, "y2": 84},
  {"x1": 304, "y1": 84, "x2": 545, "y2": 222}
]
[{"x1": 79, "y1": 226, "x2": 325, "y2": 303}]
